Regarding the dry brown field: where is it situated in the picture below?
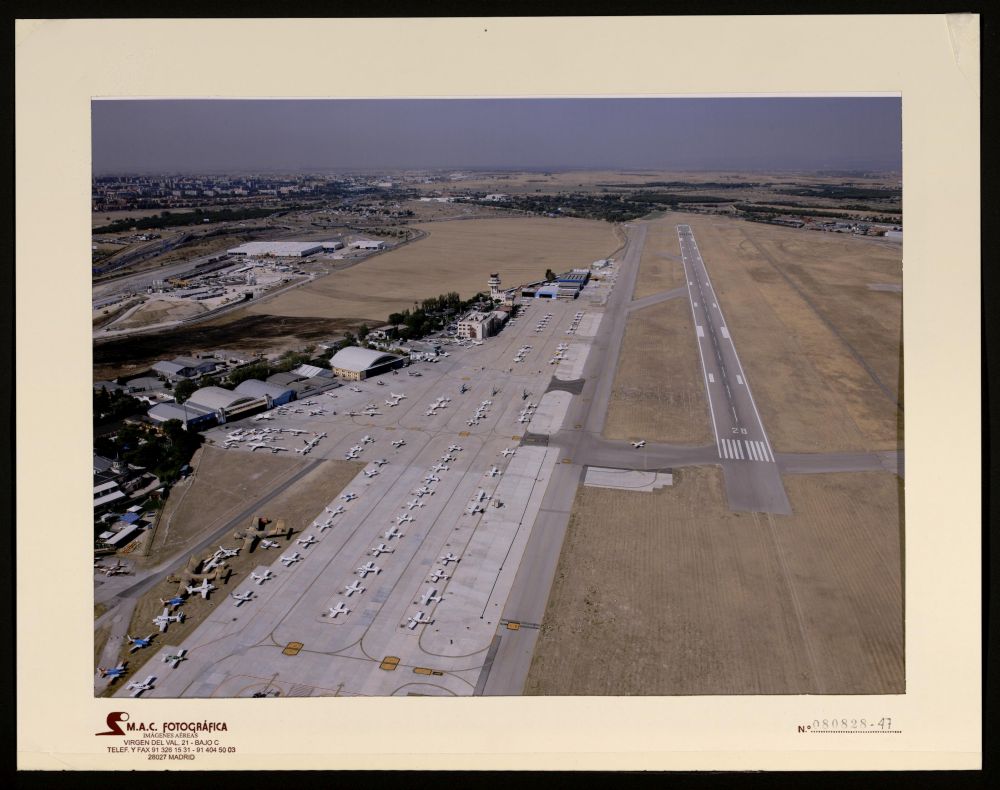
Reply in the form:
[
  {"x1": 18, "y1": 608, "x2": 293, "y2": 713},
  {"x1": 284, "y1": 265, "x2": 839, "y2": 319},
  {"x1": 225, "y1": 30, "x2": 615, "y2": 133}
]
[
  {"x1": 103, "y1": 452, "x2": 363, "y2": 694},
  {"x1": 246, "y1": 217, "x2": 620, "y2": 324},
  {"x1": 603, "y1": 297, "x2": 714, "y2": 446},
  {"x1": 524, "y1": 466, "x2": 903, "y2": 695},
  {"x1": 632, "y1": 218, "x2": 688, "y2": 300},
  {"x1": 680, "y1": 213, "x2": 902, "y2": 452}
]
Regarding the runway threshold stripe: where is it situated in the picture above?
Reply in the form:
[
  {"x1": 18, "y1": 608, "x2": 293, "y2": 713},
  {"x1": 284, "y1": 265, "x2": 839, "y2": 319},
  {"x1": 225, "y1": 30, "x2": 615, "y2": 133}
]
[{"x1": 747, "y1": 441, "x2": 758, "y2": 461}]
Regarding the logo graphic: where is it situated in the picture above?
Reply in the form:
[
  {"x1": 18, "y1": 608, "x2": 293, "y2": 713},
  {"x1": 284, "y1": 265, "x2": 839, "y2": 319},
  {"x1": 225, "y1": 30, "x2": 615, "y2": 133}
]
[{"x1": 96, "y1": 711, "x2": 129, "y2": 736}]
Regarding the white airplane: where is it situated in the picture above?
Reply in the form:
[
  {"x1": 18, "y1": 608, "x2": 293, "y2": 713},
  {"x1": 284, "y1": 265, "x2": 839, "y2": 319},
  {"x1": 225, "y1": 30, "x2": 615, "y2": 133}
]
[
  {"x1": 345, "y1": 450, "x2": 360, "y2": 459},
  {"x1": 328, "y1": 602, "x2": 350, "y2": 618},
  {"x1": 424, "y1": 410, "x2": 437, "y2": 417},
  {"x1": 448, "y1": 444, "x2": 463, "y2": 452},
  {"x1": 252, "y1": 413, "x2": 275, "y2": 421},
  {"x1": 308, "y1": 409, "x2": 326, "y2": 416},
  {"x1": 349, "y1": 386, "x2": 363, "y2": 393},
  {"x1": 406, "y1": 611, "x2": 433, "y2": 630},
  {"x1": 440, "y1": 552, "x2": 460, "y2": 565},
  {"x1": 280, "y1": 553, "x2": 302, "y2": 566},
  {"x1": 376, "y1": 380, "x2": 385, "y2": 386},
  {"x1": 485, "y1": 466, "x2": 500, "y2": 478},
  {"x1": 631, "y1": 440, "x2": 646, "y2": 448},
  {"x1": 162, "y1": 649, "x2": 187, "y2": 669},
  {"x1": 466, "y1": 502, "x2": 485, "y2": 515},
  {"x1": 423, "y1": 474, "x2": 440, "y2": 484},
  {"x1": 431, "y1": 463, "x2": 448, "y2": 473},
  {"x1": 412, "y1": 486, "x2": 433, "y2": 497},
  {"x1": 126, "y1": 675, "x2": 156, "y2": 697},
  {"x1": 153, "y1": 608, "x2": 184, "y2": 632},
  {"x1": 371, "y1": 543, "x2": 394, "y2": 556},
  {"x1": 250, "y1": 569, "x2": 274, "y2": 585},
  {"x1": 420, "y1": 588, "x2": 442, "y2": 605},
  {"x1": 361, "y1": 435, "x2": 374, "y2": 444},
  {"x1": 471, "y1": 340, "x2": 484, "y2": 346},
  {"x1": 395, "y1": 514, "x2": 414, "y2": 526},
  {"x1": 341, "y1": 492, "x2": 358, "y2": 502},
  {"x1": 248, "y1": 441, "x2": 273, "y2": 451},
  {"x1": 99, "y1": 559, "x2": 129, "y2": 576},
  {"x1": 296, "y1": 535, "x2": 318, "y2": 548},
  {"x1": 258, "y1": 537, "x2": 281, "y2": 549},
  {"x1": 283, "y1": 428, "x2": 308, "y2": 435},
  {"x1": 302, "y1": 400, "x2": 318, "y2": 406},
  {"x1": 186, "y1": 579, "x2": 215, "y2": 599},
  {"x1": 347, "y1": 411, "x2": 361, "y2": 417},
  {"x1": 315, "y1": 521, "x2": 334, "y2": 533},
  {"x1": 501, "y1": 448, "x2": 516, "y2": 457},
  {"x1": 372, "y1": 458, "x2": 388, "y2": 467},
  {"x1": 231, "y1": 591, "x2": 254, "y2": 606},
  {"x1": 481, "y1": 400, "x2": 493, "y2": 406},
  {"x1": 363, "y1": 409, "x2": 381, "y2": 416},
  {"x1": 466, "y1": 419, "x2": 478, "y2": 427},
  {"x1": 356, "y1": 562, "x2": 381, "y2": 578},
  {"x1": 383, "y1": 526, "x2": 403, "y2": 540},
  {"x1": 385, "y1": 399, "x2": 397, "y2": 407},
  {"x1": 473, "y1": 488, "x2": 490, "y2": 503},
  {"x1": 343, "y1": 580, "x2": 365, "y2": 597},
  {"x1": 326, "y1": 504, "x2": 346, "y2": 516},
  {"x1": 126, "y1": 633, "x2": 155, "y2": 653},
  {"x1": 217, "y1": 546, "x2": 239, "y2": 558},
  {"x1": 390, "y1": 392, "x2": 407, "y2": 400},
  {"x1": 403, "y1": 499, "x2": 424, "y2": 510},
  {"x1": 391, "y1": 439, "x2": 406, "y2": 448},
  {"x1": 363, "y1": 468, "x2": 379, "y2": 478}
]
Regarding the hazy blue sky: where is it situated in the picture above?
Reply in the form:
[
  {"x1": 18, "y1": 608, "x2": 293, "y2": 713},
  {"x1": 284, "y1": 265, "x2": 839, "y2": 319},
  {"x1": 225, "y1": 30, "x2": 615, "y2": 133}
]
[{"x1": 92, "y1": 97, "x2": 901, "y2": 174}]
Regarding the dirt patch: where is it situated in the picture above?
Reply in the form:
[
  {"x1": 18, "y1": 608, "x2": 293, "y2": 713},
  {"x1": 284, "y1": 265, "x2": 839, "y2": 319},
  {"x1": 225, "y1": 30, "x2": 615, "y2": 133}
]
[
  {"x1": 109, "y1": 298, "x2": 208, "y2": 330},
  {"x1": 246, "y1": 217, "x2": 620, "y2": 322},
  {"x1": 603, "y1": 297, "x2": 714, "y2": 445},
  {"x1": 92, "y1": 314, "x2": 361, "y2": 380},
  {"x1": 525, "y1": 466, "x2": 903, "y2": 695},
  {"x1": 632, "y1": 219, "x2": 687, "y2": 299}
]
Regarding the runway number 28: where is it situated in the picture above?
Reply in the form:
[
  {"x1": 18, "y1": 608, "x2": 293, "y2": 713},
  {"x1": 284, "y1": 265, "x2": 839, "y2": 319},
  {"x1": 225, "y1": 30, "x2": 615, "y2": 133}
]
[{"x1": 731, "y1": 428, "x2": 747, "y2": 434}]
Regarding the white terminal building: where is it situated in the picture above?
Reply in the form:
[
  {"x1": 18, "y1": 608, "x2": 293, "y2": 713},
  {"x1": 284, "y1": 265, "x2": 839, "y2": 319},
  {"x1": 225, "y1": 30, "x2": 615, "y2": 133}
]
[{"x1": 457, "y1": 309, "x2": 508, "y2": 340}]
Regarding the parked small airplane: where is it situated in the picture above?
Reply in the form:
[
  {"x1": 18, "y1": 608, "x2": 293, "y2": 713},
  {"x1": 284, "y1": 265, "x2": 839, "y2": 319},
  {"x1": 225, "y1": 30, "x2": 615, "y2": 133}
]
[
  {"x1": 126, "y1": 633, "x2": 155, "y2": 653},
  {"x1": 126, "y1": 675, "x2": 156, "y2": 697},
  {"x1": 250, "y1": 570, "x2": 274, "y2": 585},
  {"x1": 258, "y1": 538, "x2": 280, "y2": 549},
  {"x1": 349, "y1": 386, "x2": 363, "y2": 393},
  {"x1": 328, "y1": 602, "x2": 350, "y2": 618},
  {"x1": 485, "y1": 466, "x2": 500, "y2": 478},
  {"x1": 231, "y1": 591, "x2": 254, "y2": 606},
  {"x1": 356, "y1": 562, "x2": 381, "y2": 578},
  {"x1": 631, "y1": 440, "x2": 646, "y2": 448},
  {"x1": 162, "y1": 649, "x2": 188, "y2": 668},
  {"x1": 343, "y1": 580, "x2": 365, "y2": 597},
  {"x1": 371, "y1": 543, "x2": 394, "y2": 557},
  {"x1": 431, "y1": 463, "x2": 448, "y2": 473},
  {"x1": 390, "y1": 393, "x2": 407, "y2": 400},
  {"x1": 384, "y1": 526, "x2": 403, "y2": 540},
  {"x1": 296, "y1": 535, "x2": 317, "y2": 548},
  {"x1": 395, "y1": 514, "x2": 414, "y2": 526},
  {"x1": 97, "y1": 662, "x2": 127, "y2": 680},
  {"x1": 99, "y1": 559, "x2": 129, "y2": 576},
  {"x1": 153, "y1": 607, "x2": 184, "y2": 632},
  {"x1": 280, "y1": 553, "x2": 302, "y2": 566},
  {"x1": 372, "y1": 458, "x2": 388, "y2": 467},
  {"x1": 501, "y1": 448, "x2": 516, "y2": 457},
  {"x1": 341, "y1": 492, "x2": 358, "y2": 502},
  {"x1": 361, "y1": 435, "x2": 374, "y2": 444},
  {"x1": 391, "y1": 439, "x2": 406, "y2": 448},
  {"x1": 186, "y1": 579, "x2": 215, "y2": 599},
  {"x1": 363, "y1": 468, "x2": 379, "y2": 478},
  {"x1": 403, "y1": 499, "x2": 424, "y2": 510},
  {"x1": 326, "y1": 504, "x2": 347, "y2": 515},
  {"x1": 217, "y1": 546, "x2": 240, "y2": 558},
  {"x1": 460, "y1": 383, "x2": 469, "y2": 393},
  {"x1": 466, "y1": 502, "x2": 485, "y2": 515},
  {"x1": 406, "y1": 611, "x2": 433, "y2": 630},
  {"x1": 420, "y1": 588, "x2": 442, "y2": 605},
  {"x1": 440, "y1": 552, "x2": 460, "y2": 565},
  {"x1": 159, "y1": 595, "x2": 185, "y2": 609},
  {"x1": 423, "y1": 474, "x2": 440, "y2": 484},
  {"x1": 448, "y1": 444, "x2": 463, "y2": 452},
  {"x1": 315, "y1": 521, "x2": 334, "y2": 533}
]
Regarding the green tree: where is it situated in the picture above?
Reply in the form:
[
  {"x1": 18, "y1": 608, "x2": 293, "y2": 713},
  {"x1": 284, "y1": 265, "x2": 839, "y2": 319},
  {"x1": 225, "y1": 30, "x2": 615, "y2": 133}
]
[
  {"x1": 173, "y1": 379, "x2": 197, "y2": 404},
  {"x1": 545, "y1": 269, "x2": 557, "y2": 282}
]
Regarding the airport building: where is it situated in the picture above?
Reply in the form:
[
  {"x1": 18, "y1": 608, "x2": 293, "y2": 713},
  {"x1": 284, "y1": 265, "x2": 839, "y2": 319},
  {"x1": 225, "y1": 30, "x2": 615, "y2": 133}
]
[
  {"x1": 227, "y1": 241, "x2": 325, "y2": 257},
  {"x1": 152, "y1": 356, "x2": 218, "y2": 381},
  {"x1": 183, "y1": 385, "x2": 268, "y2": 423},
  {"x1": 456, "y1": 309, "x2": 508, "y2": 340},
  {"x1": 349, "y1": 238, "x2": 387, "y2": 251},
  {"x1": 330, "y1": 346, "x2": 404, "y2": 380},
  {"x1": 233, "y1": 379, "x2": 296, "y2": 408},
  {"x1": 147, "y1": 401, "x2": 217, "y2": 430}
]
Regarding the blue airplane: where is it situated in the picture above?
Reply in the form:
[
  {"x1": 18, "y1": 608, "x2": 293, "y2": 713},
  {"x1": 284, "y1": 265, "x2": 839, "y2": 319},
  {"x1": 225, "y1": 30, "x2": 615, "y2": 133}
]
[
  {"x1": 126, "y1": 633, "x2": 155, "y2": 653},
  {"x1": 160, "y1": 595, "x2": 185, "y2": 609},
  {"x1": 97, "y1": 661, "x2": 127, "y2": 680}
]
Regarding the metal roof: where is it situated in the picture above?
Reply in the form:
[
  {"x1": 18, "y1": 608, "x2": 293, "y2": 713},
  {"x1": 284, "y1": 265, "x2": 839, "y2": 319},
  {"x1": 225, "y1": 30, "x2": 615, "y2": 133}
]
[
  {"x1": 234, "y1": 379, "x2": 294, "y2": 400},
  {"x1": 186, "y1": 386, "x2": 257, "y2": 412},
  {"x1": 329, "y1": 347, "x2": 401, "y2": 373}
]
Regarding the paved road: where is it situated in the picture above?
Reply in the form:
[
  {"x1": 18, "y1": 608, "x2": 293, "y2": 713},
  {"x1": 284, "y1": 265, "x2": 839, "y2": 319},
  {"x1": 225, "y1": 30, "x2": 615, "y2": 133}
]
[
  {"x1": 677, "y1": 225, "x2": 790, "y2": 514},
  {"x1": 626, "y1": 285, "x2": 687, "y2": 313}
]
